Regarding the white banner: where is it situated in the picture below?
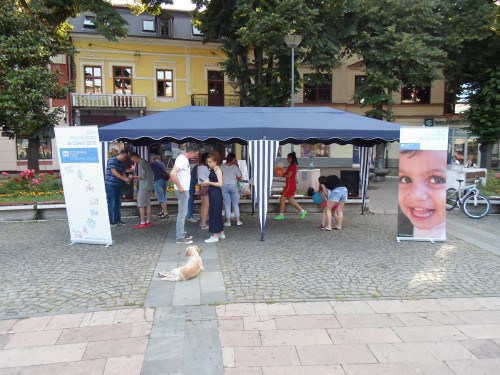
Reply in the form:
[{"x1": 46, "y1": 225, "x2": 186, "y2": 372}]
[
  {"x1": 397, "y1": 127, "x2": 448, "y2": 242},
  {"x1": 55, "y1": 126, "x2": 113, "y2": 246}
]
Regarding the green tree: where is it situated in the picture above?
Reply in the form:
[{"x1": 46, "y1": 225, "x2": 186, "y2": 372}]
[
  {"x1": 192, "y1": 0, "x2": 350, "y2": 106},
  {"x1": 0, "y1": 2, "x2": 74, "y2": 171},
  {"x1": 465, "y1": 69, "x2": 500, "y2": 168},
  {"x1": 343, "y1": 0, "x2": 447, "y2": 168},
  {"x1": 440, "y1": 0, "x2": 500, "y2": 168}
]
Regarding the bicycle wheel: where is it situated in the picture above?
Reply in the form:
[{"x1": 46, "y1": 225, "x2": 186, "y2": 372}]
[
  {"x1": 446, "y1": 188, "x2": 459, "y2": 211},
  {"x1": 462, "y1": 194, "x2": 491, "y2": 219}
]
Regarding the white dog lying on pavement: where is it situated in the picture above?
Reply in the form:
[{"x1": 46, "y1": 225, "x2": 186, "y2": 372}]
[{"x1": 158, "y1": 246, "x2": 203, "y2": 281}]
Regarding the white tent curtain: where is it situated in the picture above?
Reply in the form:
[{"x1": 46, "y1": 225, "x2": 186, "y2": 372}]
[
  {"x1": 248, "y1": 140, "x2": 280, "y2": 240},
  {"x1": 359, "y1": 146, "x2": 373, "y2": 214},
  {"x1": 101, "y1": 141, "x2": 109, "y2": 174}
]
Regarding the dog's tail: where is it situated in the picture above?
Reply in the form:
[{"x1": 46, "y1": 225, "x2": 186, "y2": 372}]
[{"x1": 158, "y1": 270, "x2": 180, "y2": 282}]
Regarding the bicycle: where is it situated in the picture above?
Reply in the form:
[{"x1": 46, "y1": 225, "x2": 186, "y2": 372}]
[{"x1": 446, "y1": 178, "x2": 491, "y2": 219}]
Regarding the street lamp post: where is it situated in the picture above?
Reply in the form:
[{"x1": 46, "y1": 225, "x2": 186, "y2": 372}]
[
  {"x1": 283, "y1": 34, "x2": 303, "y2": 107},
  {"x1": 228, "y1": 76, "x2": 239, "y2": 107}
]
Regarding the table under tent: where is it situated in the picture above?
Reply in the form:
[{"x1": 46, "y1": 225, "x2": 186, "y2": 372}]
[{"x1": 98, "y1": 106, "x2": 401, "y2": 240}]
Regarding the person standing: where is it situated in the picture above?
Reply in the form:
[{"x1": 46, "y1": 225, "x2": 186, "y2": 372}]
[
  {"x1": 170, "y1": 144, "x2": 199, "y2": 244},
  {"x1": 274, "y1": 152, "x2": 307, "y2": 220},
  {"x1": 220, "y1": 152, "x2": 243, "y2": 226},
  {"x1": 197, "y1": 153, "x2": 210, "y2": 229},
  {"x1": 201, "y1": 153, "x2": 225, "y2": 242},
  {"x1": 186, "y1": 161, "x2": 199, "y2": 223},
  {"x1": 150, "y1": 156, "x2": 169, "y2": 219},
  {"x1": 130, "y1": 153, "x2": 154, "y2": 229},
  {"x1": 105, "y1": 150, "x2": 131, "y2": 227}
]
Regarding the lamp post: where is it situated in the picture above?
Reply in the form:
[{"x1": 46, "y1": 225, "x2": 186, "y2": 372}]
[
  {"x1": 283, "y1": 34, "x2": 303, "y2": 107},
  {"x1": 228, "y1": 76, "x2": 239, "y2": 107}
]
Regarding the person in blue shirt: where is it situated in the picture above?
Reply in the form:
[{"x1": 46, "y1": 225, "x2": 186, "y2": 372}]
[
  {"x1": 150, "y1": 156, "x2": 170, "y2": 219},
  {"x1": 105, "y1": 150, "x2": 131, "y2": 226}
]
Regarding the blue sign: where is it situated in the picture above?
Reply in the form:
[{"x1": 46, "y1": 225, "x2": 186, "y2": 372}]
[
  {"x1": 59, "y1": 148, "x2": 99, "y2": 163},
  {"x1": 400, "y1": 143, "x2": 421, "y2": 150}
]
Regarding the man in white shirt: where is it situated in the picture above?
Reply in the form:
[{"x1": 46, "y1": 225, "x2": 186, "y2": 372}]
[{"x1": 170, "y1": 144, "x2": 199, "y2": 244}]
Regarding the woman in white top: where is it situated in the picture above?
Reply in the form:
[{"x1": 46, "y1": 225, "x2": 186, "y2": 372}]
[
  {"x1": 197, "y1": 153, "x2": 210, "y2": 229},
  {"x1": 220, "y1": 153, "x2": 243, "y2": 226}
]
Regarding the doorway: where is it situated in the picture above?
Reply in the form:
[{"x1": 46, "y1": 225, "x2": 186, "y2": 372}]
[{"x1": 208, "y1": 70, "x2": 224, "y2": 106}]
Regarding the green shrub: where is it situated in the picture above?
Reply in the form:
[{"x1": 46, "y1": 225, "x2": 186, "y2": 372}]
[{"x1": 0, "y1": 169, "x2": 63, "y2": 200}]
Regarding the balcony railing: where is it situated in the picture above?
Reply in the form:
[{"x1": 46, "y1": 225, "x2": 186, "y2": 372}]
[
  {"x1": 72, "y1": 93, "x2": 147, "y2": 109},
  {"x1": 191, "y1": 94, "x2": 240, "y2": 107}
]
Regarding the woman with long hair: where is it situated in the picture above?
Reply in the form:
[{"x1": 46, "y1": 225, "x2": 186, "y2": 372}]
[
  {"x1": 201, "y1": 153, "x2": 225, "y2": 242},
  {"x1": 197, "y1": 152, "x2": 210, "y2": 229},
  {"x1": 274, "y1": 152, "x2": 307, "y2": 220},
  {"x1": 221, "y1": 152, "x2": 243, "y2": 226}
]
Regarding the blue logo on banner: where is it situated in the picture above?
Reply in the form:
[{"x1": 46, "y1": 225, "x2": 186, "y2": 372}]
[
  {"x1": 400, "y1": 143, "x2": 421, "y2": 150},
  {"x1": 59, "y1": 148, "x2": 99, "y2": 163}
]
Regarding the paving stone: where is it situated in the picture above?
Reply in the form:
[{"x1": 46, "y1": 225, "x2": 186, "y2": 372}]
[
  {"x1": 0, "y1": 358, "x2": 106, "y2": 375},
  {"x1": 275, "y1": 315, "x2": 341, "y2": 330},
  {"x1": 0, "y1": 342, "x2": 86, "y2": 368},
  {"x1": 336, "y1": 313, "x2": 404, "y2": 328},
  {"x1": 103, "y1": 354, "x2": 144, "y2": 375},
  {"x1": 452, "y1": 310, "x2": 500, "y2": 324},
  {"x1": 445, "y1": 358, "x2": 500, "y2": 375},
  {"x1": 460, "y1": 339, "x2": 500, "y2": 359},
  {"x1": 296, "y1": 344, "x2": 377, "y2": 365},
  {"x1": 455, "y1": 323, "x2": 500, "y2": 339},
  {"x1": 234, "y1": 346, "x2": 300, "y2": 367},
  {"x1": 327, "y1": 327, "x2": 401, "y2": 344},
  {"x1": 57, "y1": 323, "x2": 132, "y2": 344},
  {"x1": 83, "y1": 336, "x2": 148, "y2": 360},
  {"x1": 262, "y1": 365, "x2": 345, "y2": 375},
  {"x1": 395, "y1": 311, "x2": 465, "y2": 326},
  {"x1": 342, "y1": 361, "x2": 456, "y2": 375},
  {"x1": 392, "y1": 325, "x2": 468, "y2": 342},
  {"x1": 3, "y1": 329, "x2": 62, "y2": 349}
]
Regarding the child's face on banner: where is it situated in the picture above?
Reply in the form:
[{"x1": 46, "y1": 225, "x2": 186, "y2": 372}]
[{"x1": 398, "y1": 150, "x2": 447, "y2": 231}]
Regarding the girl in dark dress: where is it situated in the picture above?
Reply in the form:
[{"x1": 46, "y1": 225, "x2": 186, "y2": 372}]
[{"x1": 201, "y1": 154, "x2": 225, "y2": 242}]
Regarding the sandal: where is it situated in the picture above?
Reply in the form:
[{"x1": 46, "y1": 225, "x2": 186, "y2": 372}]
[{"x1": 321, "y1": 227, "x2": 332, "y2": 231}]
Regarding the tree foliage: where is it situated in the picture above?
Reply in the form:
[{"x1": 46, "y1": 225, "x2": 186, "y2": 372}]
[
  {"x1": 0, "y1": 1, "x2": 75, "y2": 171},
  {"x1": 192, "y1": 0, "x2": 350, "y2": 106},
  {"x1": 344, "y1": 0, "x2": 447, "y2": 121}
]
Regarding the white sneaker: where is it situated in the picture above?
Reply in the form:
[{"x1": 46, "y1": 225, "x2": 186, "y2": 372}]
[
  {"x1": 186, "y1": 217, "x2": 198, "y2": 223},
  {"x1": 236, "y1": 221, "x2": 243, "y2": 226},
  {"x1": 224, "y1": 222, "x2": 231, "y2": 227},
  {"x1": 205, "y1": 236, "x2": 219, "y2": 243}
]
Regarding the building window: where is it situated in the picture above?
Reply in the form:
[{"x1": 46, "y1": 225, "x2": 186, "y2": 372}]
[
  {"x1": 157, "y1": 70, "x2": 173, "y2": 97},
  {"x1": 303, "y1": 74, "x2": 332, "y2": 103},
  {"x1": 401, "y1": 84, "x2": 430, "y2": 104},
  {"x1": 113, "y1": 67, "x2": 132, "y2": 95},
  {"x1": 16, "y1": 138, "x2": 52, "y2": 160},
  {"x1": 143, "y1": 19, "x2": 155, "y2": 32},
  {"x1": 192, "y1": 25, "x2": 203, "y2": 36},
  {"x1": 84, "y1": 66, "x2": 102, "y2": 94},
  {"x1": 83, "y1": 16, "x2": 96, "y2": 28},
  {"x1": 159, "y1": 19, "x2": 171, "y2": 37},
  {"x1": 354, "y1": 75, "x2": 367, "y2": 104}
]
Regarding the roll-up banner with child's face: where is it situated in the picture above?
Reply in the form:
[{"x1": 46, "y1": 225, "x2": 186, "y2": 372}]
[{"x1": 397, "y1": 127, "x2": 449, "y2": 242}]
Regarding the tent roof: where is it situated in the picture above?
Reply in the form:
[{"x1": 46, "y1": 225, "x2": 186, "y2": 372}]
[{"x1": 98, "y1": 106, "x2": 400, "y2": 146}]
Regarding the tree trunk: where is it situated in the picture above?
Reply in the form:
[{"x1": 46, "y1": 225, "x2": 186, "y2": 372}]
[
  {"x1": 479, "y1": 142, "x2": 493, "y2": 169},
  {"x1": 27, "y1": 137, "x2": 41, "y2": 172}
]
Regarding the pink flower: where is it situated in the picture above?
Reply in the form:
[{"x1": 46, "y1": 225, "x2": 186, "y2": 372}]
[
  {"x1": 0, "y1": 183, "x2": 3, "y2": 186},
  {"x1": 39, "y1": 173, "x2": 45, "y2": 177},
  {"x1": 1, "y1": 172, "x2": 8, "y2": 175},
  {"x1": 495, "y1": 173, "x2": 500, "y2": 179},
  {"x1": 32, "y1": 179, "x2": 40, "y2": 185}
]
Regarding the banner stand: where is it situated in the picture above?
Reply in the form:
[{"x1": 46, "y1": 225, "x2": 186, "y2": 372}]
[
  {"x1": 55, "y1": 126, "x2": 113, "y2": 246},
  {"x1": 397, "y1": 127, "x2": 449, "y2": 243}
]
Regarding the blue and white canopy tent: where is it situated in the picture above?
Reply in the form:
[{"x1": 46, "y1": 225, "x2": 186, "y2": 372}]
[{"x1": 99, "y1": 106, "x2": 400, "y2": 240}]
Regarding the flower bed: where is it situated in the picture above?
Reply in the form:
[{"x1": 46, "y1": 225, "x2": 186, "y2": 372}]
[{"x1": 0, "y1": 169, "x2": 64, "y2": 203}]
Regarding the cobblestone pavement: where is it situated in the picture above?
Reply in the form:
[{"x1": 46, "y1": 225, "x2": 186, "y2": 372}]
[
  {"x1": 217, "y1": 211, "x2": 500, "y2": 302},
  {"x1": 0, "y1": 219, "x2": 168, "y2": 318}
]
